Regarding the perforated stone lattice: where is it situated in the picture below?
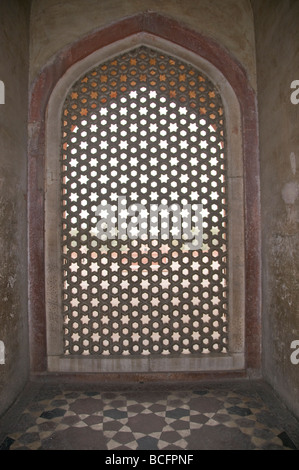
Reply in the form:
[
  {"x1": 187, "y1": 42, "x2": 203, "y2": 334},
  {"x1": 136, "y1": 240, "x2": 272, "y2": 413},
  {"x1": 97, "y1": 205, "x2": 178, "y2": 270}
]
[{"x1": 61, "y1": 46, "x2": 228, "y2": 357}]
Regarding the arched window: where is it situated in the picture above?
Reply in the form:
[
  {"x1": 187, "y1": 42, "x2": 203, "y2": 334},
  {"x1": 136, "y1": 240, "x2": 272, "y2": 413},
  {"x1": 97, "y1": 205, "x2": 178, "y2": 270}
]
[
  {"x1": 61, "y1": 45, "x2": 228, "y2": 357},
  {"x1": 45, "y1": 35, "x2": 245, "y2": 373}
]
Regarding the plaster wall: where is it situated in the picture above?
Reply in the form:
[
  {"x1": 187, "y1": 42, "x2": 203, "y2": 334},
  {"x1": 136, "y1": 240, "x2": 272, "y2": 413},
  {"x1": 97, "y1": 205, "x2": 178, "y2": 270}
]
[
  {"x1": 252, "y1": 0, "x2": 299, "y2": 419},
  {"x1": 0, "y1": 0, "x2": 30, "y2": 416},
  {"x1": 29, "y1": 0, "x2": 256, "y2": 90}
]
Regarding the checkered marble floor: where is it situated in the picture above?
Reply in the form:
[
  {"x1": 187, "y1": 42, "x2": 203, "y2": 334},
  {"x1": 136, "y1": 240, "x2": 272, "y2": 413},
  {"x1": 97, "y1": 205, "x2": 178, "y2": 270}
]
[{"x1": 1, "y1": 382, "x2": 298, "y2": 450}]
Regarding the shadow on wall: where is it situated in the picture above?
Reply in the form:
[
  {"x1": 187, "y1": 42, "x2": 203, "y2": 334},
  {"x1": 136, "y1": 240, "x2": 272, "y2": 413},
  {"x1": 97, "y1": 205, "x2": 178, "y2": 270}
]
[
  {"x1": 281, "y1": 152, "x2": 299, "y2": 233},
  {"x1": 269, "y1": 151, "x2": 299, "y2": 367}
]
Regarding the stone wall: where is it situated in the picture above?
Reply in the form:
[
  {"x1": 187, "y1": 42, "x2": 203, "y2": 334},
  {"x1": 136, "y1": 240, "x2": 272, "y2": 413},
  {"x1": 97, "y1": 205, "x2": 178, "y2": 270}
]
[
  {"x1": 0, "y1": 0, "x2": 30, "y2": 416},
  {"x1": 252, "y1": 0, "x2": 299, "y2": 418},
  {"x1": 29, "y1": 0, "x2": 256, "y2": 89}
]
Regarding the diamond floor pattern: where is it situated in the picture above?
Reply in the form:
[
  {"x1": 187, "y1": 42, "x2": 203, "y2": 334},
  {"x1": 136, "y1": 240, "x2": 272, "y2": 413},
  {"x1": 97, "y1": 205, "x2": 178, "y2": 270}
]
[{"x1": 0, "y1": 381, "x2": 298, "y2": 450}]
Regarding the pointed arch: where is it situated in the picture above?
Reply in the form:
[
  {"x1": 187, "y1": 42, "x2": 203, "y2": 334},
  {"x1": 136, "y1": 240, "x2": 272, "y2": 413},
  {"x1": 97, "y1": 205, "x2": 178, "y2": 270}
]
[{"x1": 28, "y1": 13, "x2": 260, "y2": 377}]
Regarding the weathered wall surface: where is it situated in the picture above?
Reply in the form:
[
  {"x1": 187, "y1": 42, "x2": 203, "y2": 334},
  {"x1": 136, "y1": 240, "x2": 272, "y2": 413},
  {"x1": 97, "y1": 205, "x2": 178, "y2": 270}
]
[
  {"x1": 252, "y1": 0, "x2": 299, "y2": 418},
  {"x1": 29, "y1": 0, "x2": 256, "y2": 89},
  {"x1": 0, "y1": 0, "x2": 30, "y2": 416}
]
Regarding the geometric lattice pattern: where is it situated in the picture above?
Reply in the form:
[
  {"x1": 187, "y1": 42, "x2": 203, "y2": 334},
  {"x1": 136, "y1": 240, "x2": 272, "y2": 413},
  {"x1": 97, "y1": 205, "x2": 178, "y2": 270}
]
[{"x1": 61, "y1": 46, "x2": 228, "y2": 356}]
